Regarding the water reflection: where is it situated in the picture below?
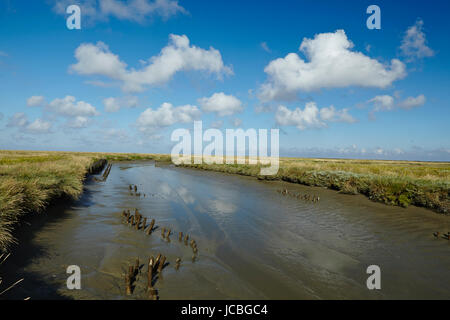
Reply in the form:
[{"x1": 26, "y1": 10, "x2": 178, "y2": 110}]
[{"x1": 4, "y1": 161, "x2": 450, "y2": 300}]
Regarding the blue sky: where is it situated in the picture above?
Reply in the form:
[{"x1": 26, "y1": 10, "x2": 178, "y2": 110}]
[{"x1": 0, "y1": 0, "x2": 449, "y2": 160}]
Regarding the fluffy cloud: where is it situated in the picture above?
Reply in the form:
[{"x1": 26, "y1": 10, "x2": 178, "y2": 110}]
[
  {"x1": 7, "y1": 112, "x2": 29, "y2": 128},
  {"x1": 7, "y1": 113, "x2": 51, "y2": 133},
  {"x1": 27, "y1": 119, "x2": 52, "y2": 133},
  {"x1": 275, "y1": 102, "x2": 356, "y2": 130},
  {"x1": 259, "y1": 30, "x2": 406, "y2": 101},
  {"x1": 137, "y1": 102, "x2": 201, "y2": 131},
  {"x1": 103, "y1": 96, "x2": 139, "y2": 112},
  {"x1": 368, "y1": 95, "x2": 395, "y2": 112},
  {"x1": 67, "y1": 116, "x2": 90, "y2": 128},
  {"x1": 400, "y1": 19, "x2": 434, "y2": 61},
  {"x1": 198, "y1": 92, "x2": 243, "y2": 116},
  {"x1": 398, "y1": 94, "x2": 426, "y2": 109},
  {"x1": 368, "y1": 94, "x2": 425, "y2": 114},
  {"x1": 71, "y1": 34, "x2": 232, "y2": 92},
  {"x1": 47, "y1": 95, "x2": 99, "y2": 117},
  {"x1": 71, "y1": 41, "x2": 126, "y2": 79},
  {"x1": 27, "y1": 95, "x2": 45, "y2": 107},
  {"x1": 319, "y1": 106, "x2": 357, "y2": 123},
  {"x1": 24, "y1": 95, "x2": 99, "y2": 130},
  {"x1": 53, "y1": 0, "x2": 186, "y2": 24}
]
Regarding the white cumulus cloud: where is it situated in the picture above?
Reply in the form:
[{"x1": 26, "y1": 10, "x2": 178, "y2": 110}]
[
  {"x1": 71, "y1": 34, "x2": 232, "y2": 92},
  {"x1": 67, "y1": 116, "x2": 90, "y2": 128},
  {"x1": 7, "y1": 112, "x2": 29, "y2": 128},
  {"x1": 47, "y1": 95, "x2": 100, "y2": 117},
  {"x1": 198, "y1": 92, "x2": 243, "y2": 116},
  {"x1": 319, "y1": 105, "x2": 357, "y2": 123},
  {"x1": 27, "y1": 118, "x2": 52, "y2": 133},
  {"x1": 400, "y1": 19, "x2": 434, "y2": 61},
  {"x1": 25, "y1": 95, "x2": 100, "y2": 129},
  {"x1": 275, "y1": 101, "x2": 356, "y2": 130},
  {"x1": 7, "y1": 113, "x2": 51, "y2": 133},
  {"x1": 53, "y1": 0, "x2": 187, "y2": 24},
  {"x1": 368, "y1": 95, "x2": 395, "y2": 112},
  {"x1": 27, "y1": 96, "x2": 45, "y2": 107},
  {"x1": 137, "y1": 102, "x2": 201, "y2": 131},
  {"x1": 259, "y1": 30, "x2": 406, "y2": 101},
  {"x1": 398, "y1": 94, "x2": 426, "y2": 109},
  {"x1": 368, "y1": 94, "x2": 425, "y2": 114},
  {"x1": 103, "y1": 96, "x2": 139, "y2": 112}
]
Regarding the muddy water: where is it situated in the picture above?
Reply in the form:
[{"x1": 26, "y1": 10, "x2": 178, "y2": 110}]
[{"x1": 4, "y1": 161, "x2": 450, "y2": 299}]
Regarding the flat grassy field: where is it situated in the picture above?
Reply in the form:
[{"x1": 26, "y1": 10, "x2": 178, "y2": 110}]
[
  {"x1": 0, "y1": 150, "x2": 448, "y2": 252},
  {"x1": 0, "y1": 150, "x2": 166, "y2": 252},
  {"x1": 182, "y1": 157, "x2": 449, "y2": 213}
]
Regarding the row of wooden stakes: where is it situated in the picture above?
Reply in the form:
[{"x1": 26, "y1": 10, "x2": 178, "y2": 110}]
[
  {"x1": 277, "y1": 189, "x2": 320, "y2": 202},
  {"x1": 122, "y1": 209, "x2": 155, "y2": 234},
  {"x1": 121, "y1": 209, "x2": 199, "y2": 260},
  {"x1": 128, "y1": 184, "x2": 146, "y2": 197}
]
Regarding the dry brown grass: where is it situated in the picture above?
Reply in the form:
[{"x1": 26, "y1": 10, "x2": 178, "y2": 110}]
[
  {"x1": 0, "y1": 150, "x2": 448, "y2": 253},
  {"x1": 0, "y1": 150, "x2": 167, "y2": 252},
  {"x1": 180, "y1": 156, "x2": 449, "y2": 214}
]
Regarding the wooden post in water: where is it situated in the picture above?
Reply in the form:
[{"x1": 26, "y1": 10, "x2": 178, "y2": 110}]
[
  {"x1": 147, "y1": 257, "x2": 154, "y2": 291},
  {"x1": 128, "y1": 265, "x2": 135, "y2": 284},
  {"x1": 149, "y1": 256, "x2": 155, "y2": 272},
  {"x1": 178, "y1": 232, "x2": 183, "y2": 242},
  {"x1": 149, "y1": 219, "x2": 155, "y2": 232},
  {"x1": 146, "y1": 219, "x2": 155, "y2": 235},
  {"x1": 142, "y1": 217, "x2": 147, "y2": 231},
  {"x1": 135, "y1": 215, "x2": 141, "y2": 230},
  {"x1": 155, "y1": 254, "x2": 161, "y2": 268},
  {"x1": 157, "y1": 256, "x2": 166, "y2": 273},
  {"x1": 135, "y1": 258, "x2": 140, "y2": 275},
  {"x1": 125, "y1": 274, "x2": 132, "y2": 295}
]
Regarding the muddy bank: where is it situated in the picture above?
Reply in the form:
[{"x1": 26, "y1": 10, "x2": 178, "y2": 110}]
[
  {"x1": 177, "y1": 162, "x2": 449, "y2": 214},
  {"x1": 2, "y1": 161, "x2": 449, "y2": 299}
]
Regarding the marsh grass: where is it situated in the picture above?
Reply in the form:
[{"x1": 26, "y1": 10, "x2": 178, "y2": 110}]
[
  {"x1": 0, "y1": 150, "x2": 448, "y2": 252},
  {"x1": 0, "y1": 150, "x2": 164, "y2": 252},
  {"x1": 179, "y1": 157, "x2": 449, "y2": 214}
]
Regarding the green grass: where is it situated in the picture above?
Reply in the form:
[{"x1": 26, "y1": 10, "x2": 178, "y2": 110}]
[
  {"x1": 0, "y1": 150, "x2": 164, "y2": 252},
  {"x1": 178, "y1": 157, "x2": 449, "y2": 214},
  {"x1": 0, "y1": 150, "x2": 448, "y2": 253}
]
